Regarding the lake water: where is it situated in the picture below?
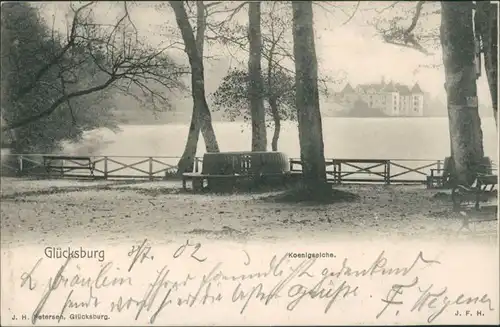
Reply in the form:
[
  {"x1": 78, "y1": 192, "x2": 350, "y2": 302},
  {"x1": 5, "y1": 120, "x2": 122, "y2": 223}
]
[
  {"x1": 52, "y1": 117, "x2": 497, "y2": 181},
  {"x1": 71, "y1": 117, "x2": 498, "y2": 161},
  {"x1": 1, "y1": 117, "x2": 495, "y2": 180}
]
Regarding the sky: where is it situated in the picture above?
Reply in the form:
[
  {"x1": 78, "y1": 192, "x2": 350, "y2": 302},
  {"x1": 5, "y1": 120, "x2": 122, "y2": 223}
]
[{"x1": 36, "y1": 1, "x2": 493, "y2": 107}]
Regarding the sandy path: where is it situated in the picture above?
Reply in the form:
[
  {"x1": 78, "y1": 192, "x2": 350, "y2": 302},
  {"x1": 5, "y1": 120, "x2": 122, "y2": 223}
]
[{"x1": 1, "y1": 177, "x2": 497, "y2": 247}]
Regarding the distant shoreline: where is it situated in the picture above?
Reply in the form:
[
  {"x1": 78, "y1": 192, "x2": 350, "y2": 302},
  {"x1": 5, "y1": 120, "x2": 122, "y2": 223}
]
[{"x1": 116, "y1": 116, "x2": 460, "y2": 125}]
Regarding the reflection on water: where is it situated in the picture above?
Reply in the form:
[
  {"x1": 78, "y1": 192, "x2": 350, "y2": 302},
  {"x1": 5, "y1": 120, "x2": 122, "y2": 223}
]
[
  {"x1": 65, "y1": 117, "x2": 498, "y2": 161},
  {"x1": 1, "y1": 118, "x2": 496, "y2": 181}
]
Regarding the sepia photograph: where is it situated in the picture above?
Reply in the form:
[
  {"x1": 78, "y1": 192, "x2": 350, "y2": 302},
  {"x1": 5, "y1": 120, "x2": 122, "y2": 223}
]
[{"x1": 1, "y1": 1, "x2": 498, "y2": 325}]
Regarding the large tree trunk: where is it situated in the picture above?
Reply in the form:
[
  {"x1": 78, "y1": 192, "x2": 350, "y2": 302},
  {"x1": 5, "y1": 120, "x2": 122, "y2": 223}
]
[
  {"x1": 440, "y1": 2, "x2": 485, "y2": 186},
  {"x1": 171, "y1": 1, "x2": 219, "y2": 175},
  {"x1": 0, "y1": 115, "x2": 20, "y2": 177},
  {"x1": 292, "y1": 1, "x2": 327, "y2": 189},
  {"x1": 475, "y1": 1, "x2": 498, "y2": 128},
  {"x1": 194, "y1": 1, "x2": 219, "y2": 152},
  {"x1": 177, "y1": 109, "x2": 201, "y2": 174},
  {"x1": 248, "y1": 1, "x2": 267, "y2": 151},
  {"x1": 269, "y1": 97, "x2": 280, "y2": 151},
  {"x1": 267, "y1": 45, "x2": 280, "y2": 152}
]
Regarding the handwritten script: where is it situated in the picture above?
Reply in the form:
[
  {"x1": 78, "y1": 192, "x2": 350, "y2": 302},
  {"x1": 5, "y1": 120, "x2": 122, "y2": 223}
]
[{"x1": 9, "y1": 240, "x2": 495, "y2": 325}]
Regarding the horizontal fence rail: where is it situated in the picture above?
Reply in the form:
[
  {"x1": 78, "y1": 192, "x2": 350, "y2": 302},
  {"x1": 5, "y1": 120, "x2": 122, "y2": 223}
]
[
  {"x1": 0, "y1": 154, "x2": 204, "y2": 180},
  {"x1": 2, "y1": 153, "x2": 482, "y2": 186},
  {"x1": 290, "y1": 158, "x2": 447, "y2": 185},
  {"x1": 2, "y1": 154, "x2": 498, "y2": 186}
]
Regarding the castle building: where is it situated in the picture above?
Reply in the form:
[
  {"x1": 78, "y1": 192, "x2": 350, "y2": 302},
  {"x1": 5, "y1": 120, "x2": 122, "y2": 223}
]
[{"x1": 336, "y1": 79, "x2": 425, "y2": 117}]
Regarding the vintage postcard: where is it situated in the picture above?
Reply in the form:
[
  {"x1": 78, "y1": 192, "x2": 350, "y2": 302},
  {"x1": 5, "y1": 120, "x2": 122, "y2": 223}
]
[{"x1": 1, "y1": 1, "x2": 498, "y2": 326}]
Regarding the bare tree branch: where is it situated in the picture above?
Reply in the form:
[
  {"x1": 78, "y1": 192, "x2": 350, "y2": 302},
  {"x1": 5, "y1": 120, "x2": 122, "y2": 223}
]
[
  {"x1": 12, "y1": 1, "x2": 95, "y2": 101},
  {"x1": 384, "y1": 38, "x2": 430, "y2": 55},
  {"x1": 341, "y1": 1, "x2": 361, "y2": 26},
  {"x1": 3, "y1": 1, "x2": 187, "y2": 132},
  {"x1": 4, "y1": 77, "x2": 117, "y2": 131},
  {"x1": 375, "y1": 1, "x2": 401, "y2": 14},
  {"x1": 209, "y1": 1, "x2": 249, "y2": 28},
  {"x1": 405, "y1": 1, "x2": 425, "y2": 36},
  {"x1": 374, "y1": 0, "x2": 434, "y2": 56}
]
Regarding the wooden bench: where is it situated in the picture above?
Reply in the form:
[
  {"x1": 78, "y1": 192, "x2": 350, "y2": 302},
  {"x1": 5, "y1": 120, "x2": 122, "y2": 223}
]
[
  {"x1": 426, "y1": 157, "x2": 454, "y2": 189},
  {"x1": 452, "y1": 174, "x2": 497, "y2": 210},
  {"x1": 43, "y1": 156, "x2": 95, "y2": 176},
  {"x1": 452, "y1": 174, "x2": 498, "y2": 232},
  {"x1": 182, "y1": 151, "x2": 290, "y2": 192},
  {"x1": 426, "y1": 168, "x2": 450, "y2": 189},
  {"x1": 426, "y1": 157, "x2": 494, "y2": 189},
  {"x1": 457, "y1": 206, "x2": 498, "y2": 233}
]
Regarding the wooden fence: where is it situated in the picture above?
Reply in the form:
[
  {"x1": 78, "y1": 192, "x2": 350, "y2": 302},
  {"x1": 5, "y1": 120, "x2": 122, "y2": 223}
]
[
  {"x1": 290, "y1": 158, "x2": 444, "y2": 184},
  {"x1": 0, "y1": 154, "x2": 202, "y2": 180},
  {"x1": 1, "y1": 154, "x2": 448, "y2": 185}
]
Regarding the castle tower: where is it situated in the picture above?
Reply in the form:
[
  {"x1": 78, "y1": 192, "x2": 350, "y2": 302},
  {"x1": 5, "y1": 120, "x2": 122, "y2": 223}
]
[
  {"x1": 410, "y1": 83, "x2": 424, "y2": 116},
  {"x1": 411, "y1": 82, "x2": 423, "y2": 94},
  {"x1": 382, "y1": 81, "x2": 399, "y2": 116}
]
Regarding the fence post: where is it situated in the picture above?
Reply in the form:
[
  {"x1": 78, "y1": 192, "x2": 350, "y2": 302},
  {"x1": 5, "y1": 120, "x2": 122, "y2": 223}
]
[
  {"x1": 332, "y1": 159, "x2": 337, "y2": 184},
  {"x1": 385, "y1": 160, "x2": 391, "y2": 185},
  {"x1": 104, "y1": 156, "x2": 108, "y2": 179},
  {"x1": 19, "y1": 155, "x2": 23, "y2": 172},
  {"x1": 290, "y1": 159, "x2": 293, "y2": 171},
  {"x1": 338, "y1": 161, "x2": 342, "y2": 184},
  {"x1": 14, "y1": 155, "x2": 23, "y2": 175},
  {"x1": 149, "y1": 157, "x2": 153, "y2": 181},
  {"x1": 437, "y1": 160, "x2": 441, "y2": 171},
  {"x1": 195, "y1": 157, "x2": 199, "y2": 172}
]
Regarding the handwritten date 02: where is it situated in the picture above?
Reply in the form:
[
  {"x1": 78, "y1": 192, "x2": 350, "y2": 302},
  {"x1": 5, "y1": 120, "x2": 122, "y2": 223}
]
[
  {"x1": 173, "y1": 240, "x2": 207, "y2": 262},
  {"x1": 127, "y1": 239, "x2": 207, "y2": 271}
]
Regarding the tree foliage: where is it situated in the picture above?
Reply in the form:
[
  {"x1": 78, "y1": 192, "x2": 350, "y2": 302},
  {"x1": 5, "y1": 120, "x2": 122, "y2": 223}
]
[
  {"x1": 350, "y1": 99, "x2": 387, "y2": 117},
  {"x1": 371, "y1": 1, "x2": 441, "y2": 56},
  {"x1": 211, "y1": 68, "x2": 296, "y2": 125},
  {"x1": 1, "y1": 2, "x2": 187, "y2": 154},
  {"x1": 210, "y1": 2, "x2": 336, "y2": 124},
  {"x1": 371, "y1": 0, "x2": 497, "y2": 122},
  {"x1": 1, "y1": 2, "x2": 114, "y2": 153}
]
